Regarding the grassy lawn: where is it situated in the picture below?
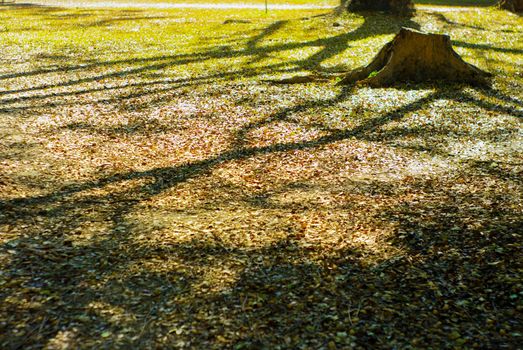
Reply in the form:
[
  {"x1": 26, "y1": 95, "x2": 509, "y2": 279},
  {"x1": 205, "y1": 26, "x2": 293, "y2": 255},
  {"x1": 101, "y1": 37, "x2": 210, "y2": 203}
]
[
  {"x1": 12, "y1": 0, "x2": 341, "y2": 6},
  {"x1": 0, "y1": 3, "x2": 522, "y2": 350},
  {"x1": 3, "y1": 0, "x2": 499, "y2": 7}
]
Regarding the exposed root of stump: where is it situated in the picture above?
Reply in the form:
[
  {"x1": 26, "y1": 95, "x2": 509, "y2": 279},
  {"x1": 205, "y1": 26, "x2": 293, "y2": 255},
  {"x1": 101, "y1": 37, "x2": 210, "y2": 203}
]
[
  {"x1": 499, "y1": 0, "x2": 523, "y2": 12},
  {"x1": 338, "y1": 27, "x2": 492, "y2": 87}
]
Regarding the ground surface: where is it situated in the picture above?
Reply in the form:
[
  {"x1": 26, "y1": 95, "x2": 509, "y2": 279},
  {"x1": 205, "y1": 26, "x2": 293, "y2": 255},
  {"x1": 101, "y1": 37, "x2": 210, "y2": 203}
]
[
  {"x1": 0, "y1": 2, "x2": 522, "y2": 349},
  {"x1": 1, "y1": 0, "x2": 498, "y2": 9}
]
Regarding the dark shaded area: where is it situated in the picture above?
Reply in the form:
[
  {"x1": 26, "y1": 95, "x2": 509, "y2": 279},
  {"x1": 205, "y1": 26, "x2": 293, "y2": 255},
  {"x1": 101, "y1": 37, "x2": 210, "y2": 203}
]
[
  {"x1": 499, "y1": 0, "x2": 523, "y2": 12},
  {"x1": 348, "y1": 0, "x2": 414, "y2": 16},
  {"x1": 0, "y1": 3, "x2": 61, "y2": 11},
  {"x1": 428, "y1": 11, "x2": 486, "y2": 30},
  {"x1": 1, "y1": 78, "x2": 522, "y2": 347},
  {"x1": 454, "y1": 40, "x2": 523, "y2": 55},
  {"x1": 414, "y1": 0, "x2": 496, "y2": 5},
  {"x1": 82, "y1": 15, "x2": 171, "y2": 27}
]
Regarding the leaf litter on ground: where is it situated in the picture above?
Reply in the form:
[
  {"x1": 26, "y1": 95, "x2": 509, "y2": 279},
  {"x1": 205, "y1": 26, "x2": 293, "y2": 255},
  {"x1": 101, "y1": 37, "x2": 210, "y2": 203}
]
[{"x1": 0, "y1": 3, "x2": 522, "y2": 349}]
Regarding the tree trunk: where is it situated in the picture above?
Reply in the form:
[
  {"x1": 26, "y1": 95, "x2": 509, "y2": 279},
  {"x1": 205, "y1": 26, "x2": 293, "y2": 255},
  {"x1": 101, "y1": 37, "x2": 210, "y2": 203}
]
[
  {"x1": 499, "y1": 0, "x2": 523, "y2": 12},
  {"x1": 347, "y1": 0, "x2": 414, "y2": 16},
  {"x1": 339, "y1": 28, "x2": 492, "y2": 87}
]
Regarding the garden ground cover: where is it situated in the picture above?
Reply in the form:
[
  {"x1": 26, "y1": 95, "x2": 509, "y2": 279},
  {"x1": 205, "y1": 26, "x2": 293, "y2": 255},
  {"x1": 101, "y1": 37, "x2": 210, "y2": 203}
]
[
  {"x1": 0, "y1": 3, "x2": 522, "y2": 349},
  {"x1": 4, "y1": 0, "x2": 498, "y2": 9}
]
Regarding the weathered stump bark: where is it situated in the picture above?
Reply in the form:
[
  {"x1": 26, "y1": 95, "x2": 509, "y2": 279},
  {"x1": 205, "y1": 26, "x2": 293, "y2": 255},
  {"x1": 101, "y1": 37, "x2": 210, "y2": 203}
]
[
  {"x1": 339, "y1": 28, "x2": 492, "y2": 87},
  {"x1": 348, "y1": 0, "x2": 414, "y2": 16},
  {"x1": 499, "y1": 0, "x2": 523, "y2": 12}
]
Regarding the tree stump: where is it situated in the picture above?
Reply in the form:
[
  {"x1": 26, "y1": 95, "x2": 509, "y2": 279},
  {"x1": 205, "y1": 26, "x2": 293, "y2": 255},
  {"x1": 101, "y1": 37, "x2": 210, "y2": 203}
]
[
  {"x1": 499, "y1": 0, "x2": 523, "y2": 12},
  {"x1": 338, "y1": 28, "x2": 492, "y2": 87}
]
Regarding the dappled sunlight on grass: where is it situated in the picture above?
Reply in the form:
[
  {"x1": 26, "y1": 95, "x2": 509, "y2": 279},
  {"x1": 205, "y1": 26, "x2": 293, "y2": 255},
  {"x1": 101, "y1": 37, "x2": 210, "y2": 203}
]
[{"x1": 0, "y1": 3, "x2": 522, "y2": 349}]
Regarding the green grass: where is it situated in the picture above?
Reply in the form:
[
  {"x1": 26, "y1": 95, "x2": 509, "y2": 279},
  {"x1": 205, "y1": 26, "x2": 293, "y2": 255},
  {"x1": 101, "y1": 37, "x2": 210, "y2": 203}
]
[
  {"x1": 2, "y1": 0, "x2": 499, "y2": 7},
  {"x1": 0, "y1": 4, "x2": 522, "y2": 350},
  {"x1": 12, "y1": 0, "x2": 340, "y2": 6}
]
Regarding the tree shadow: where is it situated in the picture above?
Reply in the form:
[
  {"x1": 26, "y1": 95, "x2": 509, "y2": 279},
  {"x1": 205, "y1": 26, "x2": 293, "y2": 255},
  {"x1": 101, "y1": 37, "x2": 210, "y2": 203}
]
[
  {"x1": 297, "y1": 13, "x2": 420, "y2": 70},
  {"x1": 0, "y1": 2, "x2": 62, "y2": 12},
  {"x1": 1, "y1": 6, "x2": 521, "y2": 349},
  {"x1": 2, "y1": 84, "x2": 521, "y2": 348},
  {"x1": 454, "y1": 40, "x2": 523, "y2": 55},
  {"x1": 427, "y1": 11, "x2": 486, "y2": 30},
  {"x1": 1, "y1": 163, "x2": 520, "y2": 348},
  {"x1": 414, "y1": 0, "x2": 496, "y2": 6},
  {"x1": 0, "y1": 9, "x2": 418, "y2": 94},
  {"x1": 0, "y1": 12, "x2": 429, "y2": 129},
  {"x1": 0, "y1": 9, "x2": 426, "y2": 122},
  {"x1": 81, "y1": 15, "x2": 173, "y2": 28}
]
